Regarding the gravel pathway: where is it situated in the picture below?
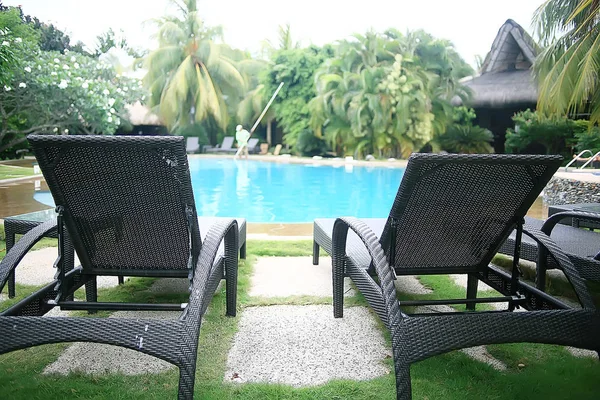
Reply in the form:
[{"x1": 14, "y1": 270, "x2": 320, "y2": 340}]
[
  {"x1": 225, "y1": 305, "x2": 390, "y2": 386},
  {"x1": 10, "y1": 247, "x2": 120, "y2": 288},
  {"x1": 43, "y1": 311, "x2": 178, "y2": 376}
]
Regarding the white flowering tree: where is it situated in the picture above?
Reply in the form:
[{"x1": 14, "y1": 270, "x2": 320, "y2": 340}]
[{"x1": 0, "y1": 31, "x2": 145, "y2": 154}]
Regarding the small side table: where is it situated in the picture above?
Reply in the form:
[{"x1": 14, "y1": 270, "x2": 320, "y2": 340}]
[
  {"x1": 547, "y1": 203, "x2": 600, "y2": 230},
  {"x1": 4, "y1": 209, "x2": 75, "y2": 298}
]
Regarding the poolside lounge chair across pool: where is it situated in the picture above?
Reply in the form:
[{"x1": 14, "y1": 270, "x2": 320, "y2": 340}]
[
  {"x1": 314, "y1": 153, "x2": 600, "y2": 400},
  {"x1": 0, "y1": 135, "x2": 241, "y2": 399},
  {"x1": 203, "y1": 136, "x2": 234, "y2": 153}
]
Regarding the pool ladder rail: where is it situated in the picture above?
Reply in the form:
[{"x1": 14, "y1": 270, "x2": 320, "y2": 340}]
[{"x1": 564, "y1": 150, "x2": 600, "y2": 171}]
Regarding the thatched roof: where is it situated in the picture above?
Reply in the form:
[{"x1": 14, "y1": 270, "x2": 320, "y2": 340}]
[{"x1": 454, "y1": 19, "x2": 540, "y2": 108}]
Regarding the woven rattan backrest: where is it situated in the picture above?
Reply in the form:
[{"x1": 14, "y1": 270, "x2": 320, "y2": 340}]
[
  {"x1": 380, "y1": 154, "x2": 562, "y2": 271},
  {"x1": 28, "y1": 135, "x2": 200, "y2": 272}
]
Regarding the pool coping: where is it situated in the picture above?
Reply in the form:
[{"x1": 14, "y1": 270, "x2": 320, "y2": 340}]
[
  {"x1": 0, "y1": 174, "x2": 43, "y2": 185},
  {"x1": 190, "y1": 153, "x2": 410, "y2": 168}
]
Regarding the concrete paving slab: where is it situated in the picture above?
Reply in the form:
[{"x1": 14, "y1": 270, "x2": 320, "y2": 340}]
[
  {"x1": 12, "y1": 247, "x2": 120, "y2": 288},
  {"x1": 225, "y1": 305, "x2": 390, "y2": 386},
  {"x1": 249, "y1": 257, "x2": 355, "y2": 297},
  {"x1": 43, "y1": 311, "x2": 179, "y2": 376}
]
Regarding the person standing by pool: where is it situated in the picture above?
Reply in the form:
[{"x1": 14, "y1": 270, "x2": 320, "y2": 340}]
[{"x1": 235, "y1": 125, "x2": 250, "y2": 159}]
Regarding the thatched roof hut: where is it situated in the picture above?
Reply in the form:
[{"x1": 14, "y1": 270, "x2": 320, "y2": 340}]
[
  {"x1": 454, "y1": 19, "x2": 540, "y2": 153},
  {"x1": 455, "y1": 19, "x2": 539, "y2": 108}
]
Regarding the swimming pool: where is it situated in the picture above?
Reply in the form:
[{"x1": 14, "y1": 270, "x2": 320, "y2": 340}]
[
  {"x1": 28, "y1": 158, "x2": 406, "y2": 223},
  {"x1": 189, "y1": 158, "x2": 405, "y2": 222}
]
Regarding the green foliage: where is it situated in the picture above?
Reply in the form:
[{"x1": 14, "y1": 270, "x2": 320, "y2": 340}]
[
  {"x1": 505, "y1": 109, "x2": 591, "y2": 157},
  {"x1": 0, "y1": 8, "x2": 37, "y2": 86},
  {"x1": 573, "y1": 121, "x2": 600, "y2": 154},
  {"x1": 295, "y1": 129, "x2": 328, "y2": 156},
  {"x1": 310, "y1": 30, "x2": 472, "y2": 159},
  {"x1": 262, "y1": 45, "x2": 334, "y2": 149},
  {"x1": 437, "y1": 125, "x2": 494, "y2": 154},
  {"x1": 451, "y1": 106, "x2": 476, "y2": 125},
  {"x1": 534, "y1": 0, "x2": 600, "y2": 125},
  {"x1": 144, "y1": 0, "x2": 248, "y2": 135},
  {"x1": 429, "y1": 107, "x2": 493, "y2": 154},
  {"x1": 0, "y1": 43, "x2": 144, "y2": 153},
  {"x1": 0, "y1": 7, "x2": 38, "y2": 45}
]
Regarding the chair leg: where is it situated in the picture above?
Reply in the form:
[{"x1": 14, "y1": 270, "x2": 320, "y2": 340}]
[
  {"x1": 466, "y1": 273, "x2": 478, "y2": 311},
  {"x1": 313, "y1": 241, "x2": 320, "y2": 265},
  {"x1": 333, "y1": 260, "x2": 344, "y2": 318},
  {"x1": 6, "y1": 233, "x2": 15, "y2": 298},
  {"x1": 395, "y1": 361, "x2": 412, "y2": 400},
  {"x1": 85, "y1": 277, "x2": 98, "y2": 314},
  {"x1": 118, "y1": 276, "x2": 125, "y2": 285},
  {"x1": 177, "y1": 364, "x2": 195, "y2": 400},
  {"x1": 225, "y1": 263, "x2": 238, "y2": 317},
  {"x1": 239, "y1": 242, "x2": 246, "y2": 260},
  {"x1": 536, "y1": 257, "x2": 548, "y2": 291}
]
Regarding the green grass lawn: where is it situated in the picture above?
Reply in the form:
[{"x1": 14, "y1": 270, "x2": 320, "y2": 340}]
[
  {"x1": 0, "y1": 238, "x2": 598, "y2": 399},
  {"x1": 0, "y1": 164, "x2": 37, "y2": 180}
]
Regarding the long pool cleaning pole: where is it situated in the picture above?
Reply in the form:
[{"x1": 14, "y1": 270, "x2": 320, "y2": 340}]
[
  {"x1": 235, "y1": 82, "x2": 284, "y2": 158},
  {"x1": 250, "y1": 82, "x2": 284, "y2": 134}
]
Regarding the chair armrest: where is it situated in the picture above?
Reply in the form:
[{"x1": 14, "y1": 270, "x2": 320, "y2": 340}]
[
  {"x1": 332, "y1": 217, "x2": 404, "y2": 323},
  {"x1": 0, "y1": 219, "x2": 58, "y2": 293},
  {"x1": 523, "y1": 226, "x2": 595, "y2": 310},
  {"x1": 542, "y1": 211, "x2": 600, "y2": 234},
  {"x1": 185, "y1": 218, "x2": 238, "y2": 319}
]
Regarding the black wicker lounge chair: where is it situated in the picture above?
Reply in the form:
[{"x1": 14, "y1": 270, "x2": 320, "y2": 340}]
[
  {"x1": 0, "y1": 135, "x2": 240, "y2": 399},
  {"x1": 319, "y1": 153, "x2": 599, "y2": 400},
  {"x1": 186, "y1": 136, "x2": 200, "y2": 154},
  {"x1": 499, "y1": 212, "x2": 600, "y2": 289},
  {"x1": 203, "y1": 136, "x2": 234, "y2": 153}
]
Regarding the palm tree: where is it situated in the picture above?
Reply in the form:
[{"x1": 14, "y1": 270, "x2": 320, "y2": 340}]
[
  {"x1": 534, "y1": 0, "x2": 600, "y2": 124},
  {"x1": 259, "y1": 24, "x2": 300, "y2": 59},
  {"x1": 143, "y1": 0, "x2": 246, "y2": 132}
]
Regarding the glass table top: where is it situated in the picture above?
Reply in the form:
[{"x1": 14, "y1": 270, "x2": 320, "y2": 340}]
[{"x1": 5, "y1": 208, "x2": 56, "y2": 223}]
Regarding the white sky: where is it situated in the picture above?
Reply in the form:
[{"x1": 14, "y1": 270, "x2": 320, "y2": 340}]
[{"x1": 6, "y1": 0, "x2": 543, "y2": 67}]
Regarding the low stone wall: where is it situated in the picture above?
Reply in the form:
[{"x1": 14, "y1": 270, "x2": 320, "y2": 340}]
[{"x1": 544, "y1": 174, "x2": 600, "y2": 205}]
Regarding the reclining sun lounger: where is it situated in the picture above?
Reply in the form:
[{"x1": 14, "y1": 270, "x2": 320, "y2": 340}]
[
  {"x1": 203, "y1": 136, "x2": 234, "y2": 153},
  {"x1": 0, "y1": 135, "x2": 240, "y2": 399},
  {"x1": 499, "y1": 212, "x2": 600, "y2": 289},
  {"x1": 314, "y1": 153, "x2": 599, "y2": 400}
]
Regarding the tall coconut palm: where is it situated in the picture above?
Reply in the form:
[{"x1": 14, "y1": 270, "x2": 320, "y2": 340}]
[
  {"x1": 534, "y1": 0, "x2": 600, "y2": 124},
  {"x1": 143, "y1": 0, "x2": 246, "y2": 132}
]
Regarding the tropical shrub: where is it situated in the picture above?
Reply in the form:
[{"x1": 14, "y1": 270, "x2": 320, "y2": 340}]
[
  {"x1": 505, "y1": 109, "x2": 587, "y2": 158},
  {"x1": 436, "y1": 125, "x2": 494, "y2": 154},
  {"x1": 429, "y1": 107, "x2": 494, "y2": 154},
  {"x1": 0, "y1": 41, "x2": 144, "y2": 153},
  {"x1": 309, "y1": 30, "x2": 472, "y2": 159},
  {"x1": 295, "y1": 129, "x2": 328, "y2": 156},
  {"x1": 574, "y1": 122, "x2": 600, "y2": 155},
  {"x1": 262, "y1": 45, "x2": 333, "y2": 149}
]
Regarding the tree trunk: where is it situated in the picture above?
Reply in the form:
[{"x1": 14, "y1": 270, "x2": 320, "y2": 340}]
[
  {"x1": 266, "y1": 119, "x2": 272, "y2": 145},
  {"x1": 0, "y1": 136, "x2": 28, "y2": 154}
]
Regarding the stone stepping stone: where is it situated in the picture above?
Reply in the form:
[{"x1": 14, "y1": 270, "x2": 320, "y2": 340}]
[
  {"x1": 249, "y1": 257, "x2": 355, "y2": 297},
  {"x1": 566, "y1": 347, "x2": 598, "y2": 358},
  {"x1": 11, "y1": 247, "x2": 120, "y2": 289},
  {"x1": 43, "y1": 311, "x2": 178, "y2": 376},
  {"x1": 225, "y1": 305, "x2": 390, "y2": 386}
]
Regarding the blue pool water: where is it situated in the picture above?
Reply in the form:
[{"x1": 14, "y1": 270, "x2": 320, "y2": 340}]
[
  {"x1": 33, "y1": 158, "x2": 406, "y2": 223},
  {"x1": 189, "y1": 158, "x2": 405, "y2": 222}
]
